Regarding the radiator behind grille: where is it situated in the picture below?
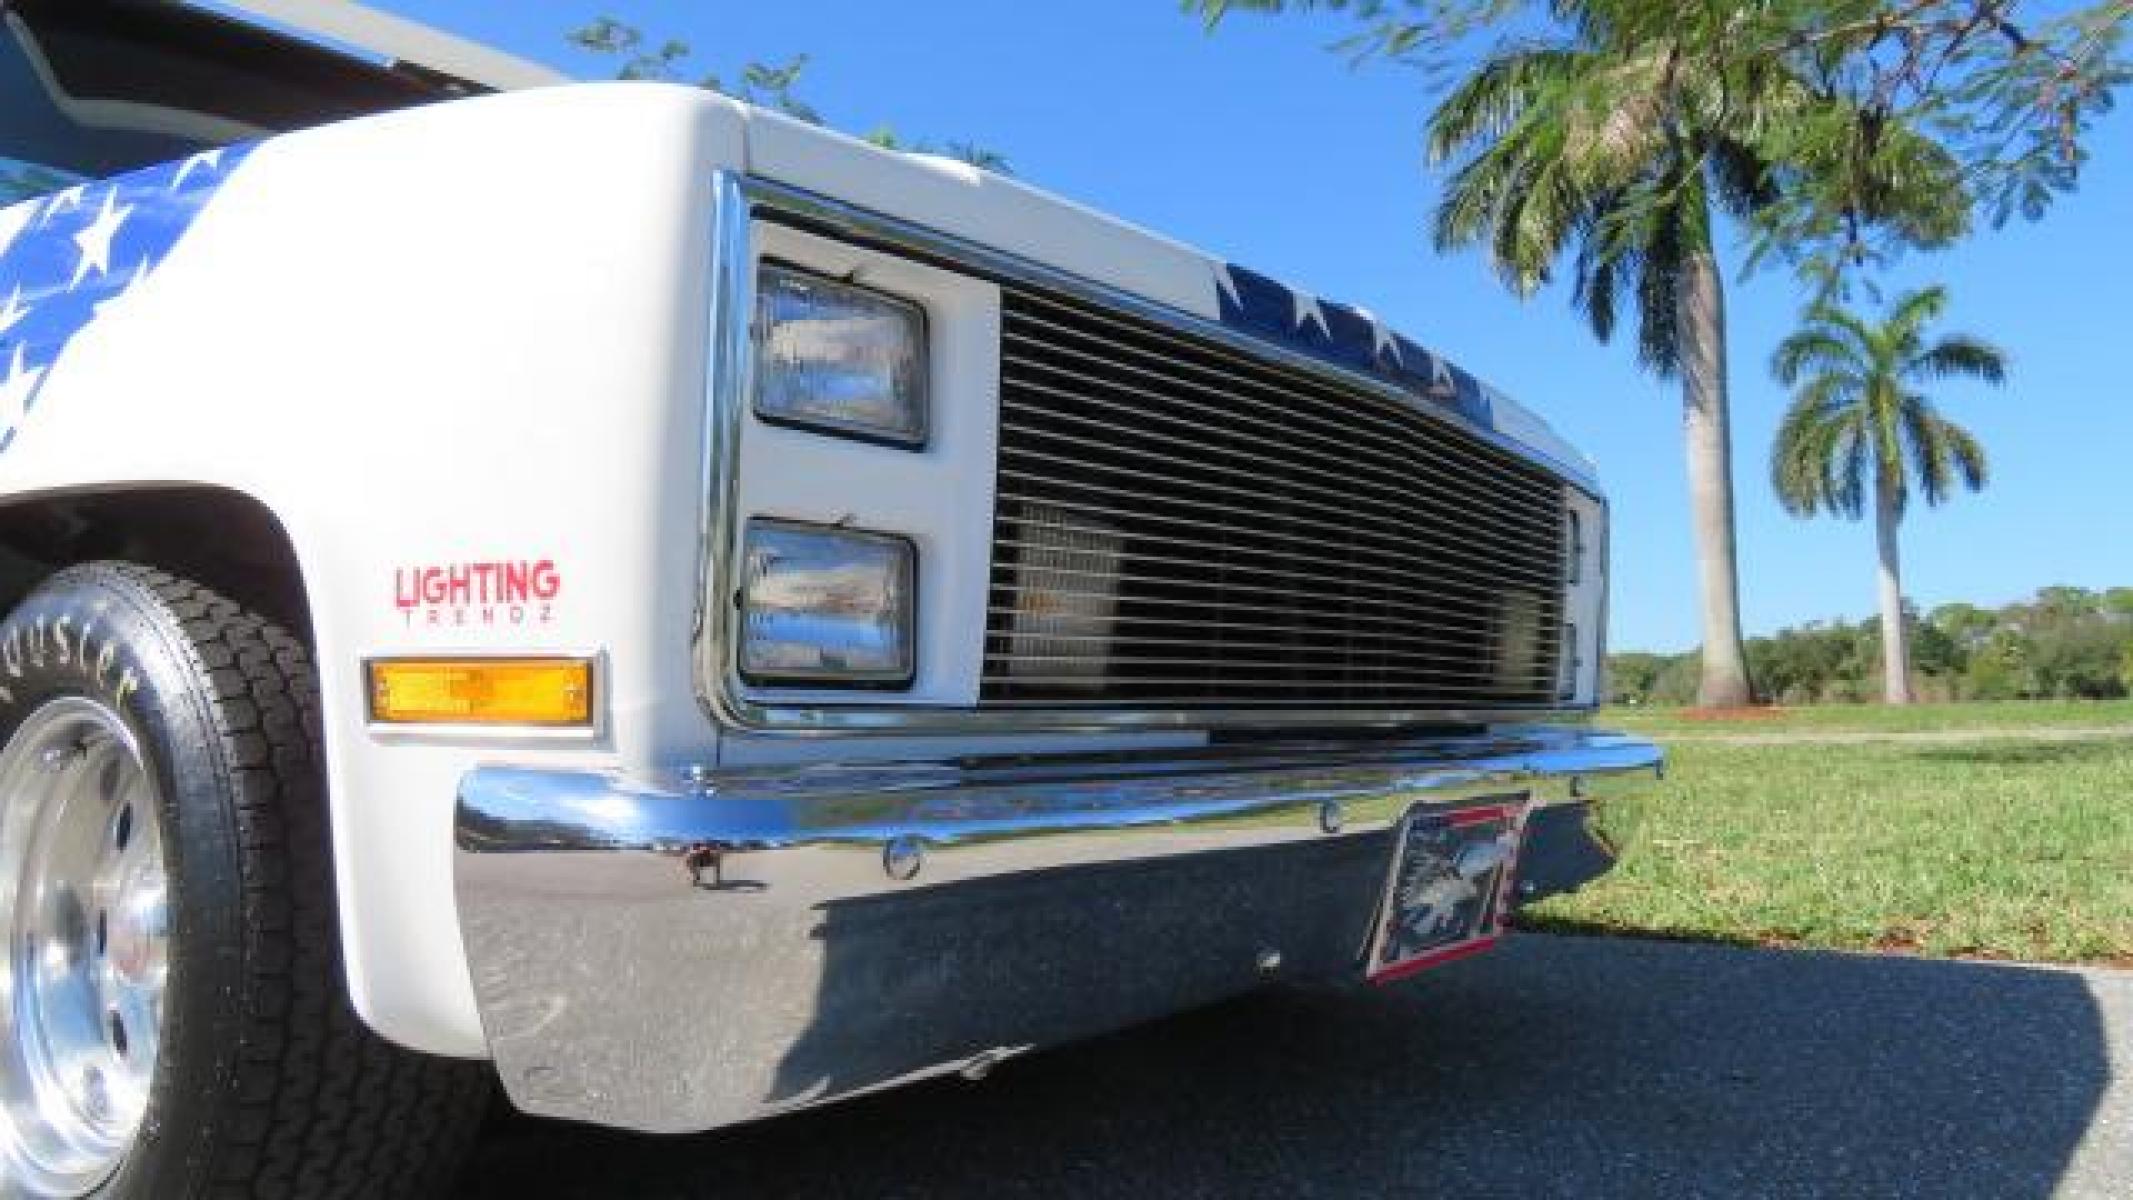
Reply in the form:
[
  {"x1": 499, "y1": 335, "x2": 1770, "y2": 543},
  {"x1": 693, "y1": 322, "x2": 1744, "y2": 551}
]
[{"x1": 981, "y1": 283, "x2": 1570, "y2": 711}]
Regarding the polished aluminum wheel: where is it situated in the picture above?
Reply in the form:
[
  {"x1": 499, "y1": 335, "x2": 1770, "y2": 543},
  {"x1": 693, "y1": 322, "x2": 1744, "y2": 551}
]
[{"x1": 0, "y1": 698, "x2": 166, "y2": 1197}]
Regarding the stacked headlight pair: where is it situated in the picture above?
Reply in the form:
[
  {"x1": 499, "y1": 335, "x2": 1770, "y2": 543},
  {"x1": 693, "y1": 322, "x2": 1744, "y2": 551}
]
[{"x1": 739, "y1": 265, "x2": 927, "y2": 687}]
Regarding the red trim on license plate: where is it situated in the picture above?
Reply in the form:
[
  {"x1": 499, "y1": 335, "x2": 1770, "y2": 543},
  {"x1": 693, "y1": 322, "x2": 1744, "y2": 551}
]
[{"x1": 1370, "y1": 934, "x2": 1504, "y2": 985}]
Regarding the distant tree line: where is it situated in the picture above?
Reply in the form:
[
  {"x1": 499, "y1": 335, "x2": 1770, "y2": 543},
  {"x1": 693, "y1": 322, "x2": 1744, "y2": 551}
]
[{"x1": 1610, "y1": 587, "x2": 2133, "y2": 706}]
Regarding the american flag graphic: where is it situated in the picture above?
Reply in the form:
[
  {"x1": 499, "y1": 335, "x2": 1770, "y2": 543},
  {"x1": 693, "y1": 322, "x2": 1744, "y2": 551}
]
[
  {"x1": 0, "y1": 145, "x2": 253, "y2": 455},
  {"x1": 1214, "y1": 260, "x2": 1494, "y2": 428}
]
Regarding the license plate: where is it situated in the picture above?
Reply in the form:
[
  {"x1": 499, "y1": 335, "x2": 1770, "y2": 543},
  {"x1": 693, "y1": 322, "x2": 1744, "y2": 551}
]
[{"x1": 1366, "y1": 799, "x2": 1527, "y2": 983}]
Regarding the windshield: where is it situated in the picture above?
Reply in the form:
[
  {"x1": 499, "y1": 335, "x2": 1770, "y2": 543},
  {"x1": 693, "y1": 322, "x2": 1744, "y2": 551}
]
[{"x1": 1, "y1": 0, "x2": 477, "y2": 203}]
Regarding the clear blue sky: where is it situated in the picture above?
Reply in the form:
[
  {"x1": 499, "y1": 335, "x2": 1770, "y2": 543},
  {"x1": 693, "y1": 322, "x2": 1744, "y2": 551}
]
[{"x1": 395, "y1": 0, "x2": 2132, "y2": 653}]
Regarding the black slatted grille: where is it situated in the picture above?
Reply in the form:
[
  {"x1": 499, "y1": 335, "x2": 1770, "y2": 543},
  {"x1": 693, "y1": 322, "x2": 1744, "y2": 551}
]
[{"x1": 981, "y1": 282, "x2": 1570, "y2": 710}]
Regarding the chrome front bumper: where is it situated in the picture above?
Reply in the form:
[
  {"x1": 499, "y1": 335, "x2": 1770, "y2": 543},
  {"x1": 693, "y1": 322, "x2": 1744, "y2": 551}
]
[{"x1": 454, "y1": 727, "x2": 1662, "y2": 1133}]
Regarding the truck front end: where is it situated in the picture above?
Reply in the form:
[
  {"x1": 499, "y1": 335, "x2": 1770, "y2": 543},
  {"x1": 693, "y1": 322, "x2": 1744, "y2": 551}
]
[{"x1": 450, "y1": 143, "x2": 1662, "y2": 1132}]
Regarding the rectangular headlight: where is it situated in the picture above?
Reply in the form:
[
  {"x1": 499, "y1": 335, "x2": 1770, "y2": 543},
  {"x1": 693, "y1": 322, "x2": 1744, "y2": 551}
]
[
  {"x1": 753, "y1": 264, "x2": 928, "y2": 447},
  {"x1": 739, "y1": 519, "x2": 916, "y2": 686}
]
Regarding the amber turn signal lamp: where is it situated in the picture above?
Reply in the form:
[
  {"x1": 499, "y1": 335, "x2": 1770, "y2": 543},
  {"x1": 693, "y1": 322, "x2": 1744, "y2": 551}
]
[{"x1": 367, "y1": 658, "x2": 594, "y2": 727}]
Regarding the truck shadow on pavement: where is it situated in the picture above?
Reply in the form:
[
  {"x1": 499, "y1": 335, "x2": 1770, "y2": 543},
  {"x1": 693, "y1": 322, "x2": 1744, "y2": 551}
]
[{"x1": 459, "y1": 934, "x2": 2120, "y2": 1199}]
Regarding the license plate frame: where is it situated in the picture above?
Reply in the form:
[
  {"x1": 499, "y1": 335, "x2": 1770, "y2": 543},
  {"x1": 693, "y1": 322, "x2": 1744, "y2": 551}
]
[{"x1": 1365, "y1": 797, "x2": 1528, "y2": 983}]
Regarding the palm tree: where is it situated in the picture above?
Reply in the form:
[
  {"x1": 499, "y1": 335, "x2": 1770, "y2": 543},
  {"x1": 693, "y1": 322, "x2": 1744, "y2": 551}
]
[
  {"x1": 1424, "y1": 5, "x2": 1798, "y2": 707},
  {"x1": 1769, "y1": 286, "x2": 2003, "y2": 704}
]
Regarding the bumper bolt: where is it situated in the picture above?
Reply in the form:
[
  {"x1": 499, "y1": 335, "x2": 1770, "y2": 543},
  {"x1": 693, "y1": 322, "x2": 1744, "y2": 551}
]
[
  {"x1": 883, "y1": 835, "x2": 925, "y2": 882},
  {"x1": 1317, "y1": 800, "x2": 1344, "y2": 835}
]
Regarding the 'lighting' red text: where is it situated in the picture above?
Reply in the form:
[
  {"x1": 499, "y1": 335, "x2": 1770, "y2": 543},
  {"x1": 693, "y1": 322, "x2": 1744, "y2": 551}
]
[{"x1": 395, "y1": 560, "x2": 560, "y2": 628}]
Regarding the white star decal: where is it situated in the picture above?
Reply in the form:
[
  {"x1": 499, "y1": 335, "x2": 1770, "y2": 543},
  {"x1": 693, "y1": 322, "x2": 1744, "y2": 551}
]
[
  {"x1": 171, "y1": 148, "x2": 224, "y2": 190},
  {"x1": 1212, "y1": 263, "x2": 1243, "y2": 311},
  {"x1": 0, "y1": 287, "x2": 25, "y2": 338},
  {"x1": 1292, "y1": 290, "x2": 1329, "y2": 339},
  {"x1": 70, "y1": 189, "x2": 134, "y2": 289},
  {"x1": 1353, "y1": 307, "x2": 1403, "y2": 367},
  {"x1": 1427, "y1": 353, "x2": 1458, "y2": 397},
  {"x1": 0, "y1": 344, "x2": 45, "y2": 424},
  {"x1": 0, "y1": 203, "x2": 33, "y2": 259},
  {"x1": 37, "y1": 186, "x2": 84, "y2": 228}
]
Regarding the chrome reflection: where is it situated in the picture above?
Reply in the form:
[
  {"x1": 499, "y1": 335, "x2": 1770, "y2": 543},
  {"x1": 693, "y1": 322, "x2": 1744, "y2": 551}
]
[
  {"x1": 453, "y1": 726, "x2": 1661, "y2": 1134},
  {"x1": 0, "y1": 699, "x2": 166, "y2": 1199}
]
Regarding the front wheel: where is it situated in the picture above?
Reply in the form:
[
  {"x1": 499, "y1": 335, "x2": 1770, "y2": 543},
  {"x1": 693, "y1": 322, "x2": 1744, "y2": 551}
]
[{"x1": 0, "y1": 562, "x2": 487, "y2": 1198}]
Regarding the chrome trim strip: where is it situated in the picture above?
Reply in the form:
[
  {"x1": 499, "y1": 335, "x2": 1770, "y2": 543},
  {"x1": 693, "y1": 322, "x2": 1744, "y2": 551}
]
[
  {"x1": 694, "y1": 171, "x2": 1603, "y2": 733},
  {"x1": 455, "y1": 726, "x2": 1662, "y2": 1132}
]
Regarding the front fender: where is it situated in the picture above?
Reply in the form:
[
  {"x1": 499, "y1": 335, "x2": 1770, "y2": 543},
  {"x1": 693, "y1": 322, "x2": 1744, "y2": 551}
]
[{"x1": 0, "y1": 83, "x2": 748, "y2": 1055}]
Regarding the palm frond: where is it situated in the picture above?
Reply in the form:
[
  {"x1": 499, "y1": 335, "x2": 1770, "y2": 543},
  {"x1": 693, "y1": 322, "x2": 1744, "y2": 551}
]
[
  {"x1": 1569, "y1": 207, "x2": 1623, "y2": 344},
  {"x1": 1899, "y1": 396, "x2": 1952, "y2": 509},
  {"x1": 1770, "y1": 329, "x2": 1863, "y2": 386},
  {"x1": 1834, "y1": 417, "x2": 1871, "y2": 520},
  {"x1": 1630, "y1": 199, "x2": 1685, "y2": 377},
  {"x1": 1706, "y1": 135, "x2": 1777, "y2": 219},
  {"x1": 1943, "y1": 419, "x2": 1989, "y2": 493},
  {"x1": 1425, "y1": 47, "x2": 1583, "y2": 165},
  {"x1": 1493, "y1": 136, "x2": 1587, "y2": 289},
  {"x1": 1898, "y1": 398, "x2": 1990, "y2": 509},
  {"x1": 1770, "y1": 398, "x2": 1833, "y2": 516},
  {"x1": 1908, "y1": 335, "x2": 2008, "y2": 386},
  {"x1": 1771, "y1": 378, "x2": 1868, "y2": 519},
  {"x1": 1885, "y1": 286, "x2": 1950, "y2": 342},
  {"x1": 1800, "y1": 300, "x2": 1879, "y2": 359},
  {"x1": 1433, "y1": 142, "x2": 1522, "y2": 252}
]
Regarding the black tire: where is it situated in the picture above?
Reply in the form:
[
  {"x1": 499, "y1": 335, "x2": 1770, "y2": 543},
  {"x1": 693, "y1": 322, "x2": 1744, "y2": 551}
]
[{"x1": 0, "y1": 562, "x2": 488, "y2": 1198}]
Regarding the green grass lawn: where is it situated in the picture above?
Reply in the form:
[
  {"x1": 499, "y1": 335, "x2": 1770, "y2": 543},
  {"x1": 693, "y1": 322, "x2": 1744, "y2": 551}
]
[
  {"x1": 1601, "y1": 697, "x2": 2133, "y2": 737},
  {"x1": 1522, "y1": 721, "x2": 2133, "y2": 964}
]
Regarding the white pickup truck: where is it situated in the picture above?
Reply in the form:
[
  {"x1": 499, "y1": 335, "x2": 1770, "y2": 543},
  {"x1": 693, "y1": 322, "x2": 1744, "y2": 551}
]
[{"x1": 0, "y1": 2, "x2": 1660, "y2": 1196}]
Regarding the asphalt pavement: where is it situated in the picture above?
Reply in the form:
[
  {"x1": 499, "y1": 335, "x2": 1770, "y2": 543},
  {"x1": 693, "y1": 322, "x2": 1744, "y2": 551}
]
[{"x1": 458, "y1": 934, "x2": 2132, "y2": 1199}]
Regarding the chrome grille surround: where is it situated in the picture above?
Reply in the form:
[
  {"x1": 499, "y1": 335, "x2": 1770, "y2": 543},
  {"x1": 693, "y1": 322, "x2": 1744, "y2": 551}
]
[
  {"x1": 986, "y1": 284, "x2": 1570, "y2": 710},
  {"x1": 695, "y1": 173, "x2": 1601, "y2": 733}
]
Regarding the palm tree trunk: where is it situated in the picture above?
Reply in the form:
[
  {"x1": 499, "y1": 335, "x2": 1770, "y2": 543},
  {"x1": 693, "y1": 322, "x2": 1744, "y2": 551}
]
[
  {"x1": 1677, "y1": 250, "x2": 1754, "y2": 708},
  {"x1": 1874, "y1": 474, "x2": 1913, "y2": 704}
]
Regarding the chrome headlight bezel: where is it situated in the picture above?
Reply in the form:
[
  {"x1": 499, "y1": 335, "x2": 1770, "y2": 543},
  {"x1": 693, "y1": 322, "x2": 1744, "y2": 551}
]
[
  {"x1": 751, "y1": 262, "x2": 930, "y2": 449},
  {"x1": 736, "y1": 518, "x2": 919, "y2": 689}
]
